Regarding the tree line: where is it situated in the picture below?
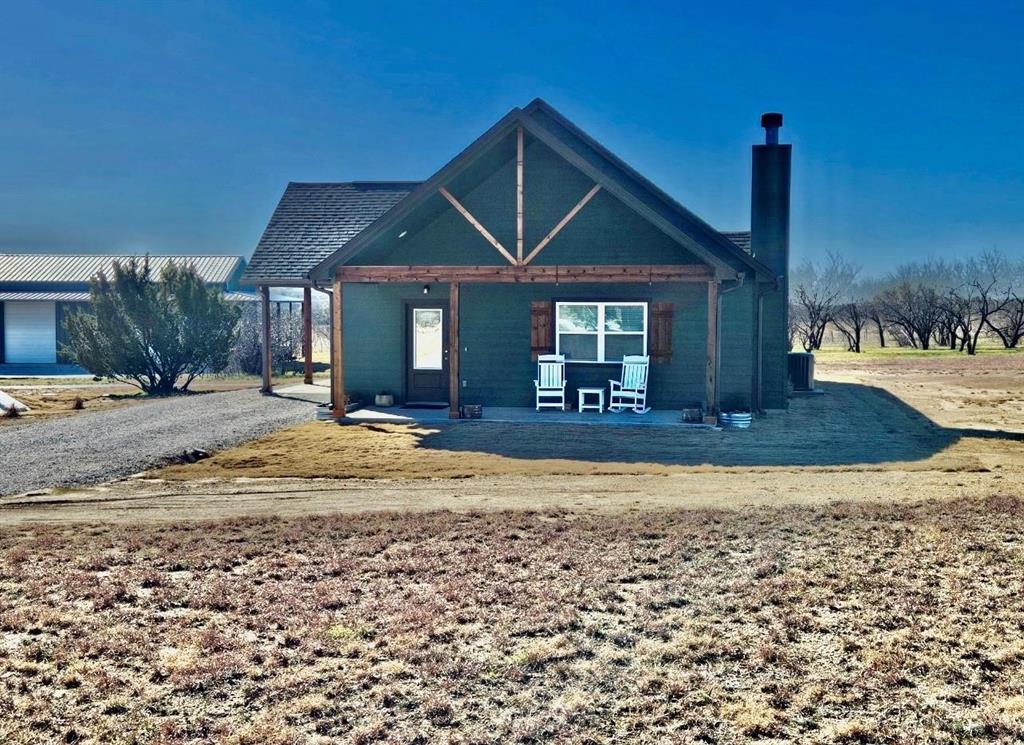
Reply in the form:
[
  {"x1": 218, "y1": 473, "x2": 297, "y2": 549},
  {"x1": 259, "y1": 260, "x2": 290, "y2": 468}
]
[{"x1": 790, "y1": 251, "x2": 1024, "y2": 354}]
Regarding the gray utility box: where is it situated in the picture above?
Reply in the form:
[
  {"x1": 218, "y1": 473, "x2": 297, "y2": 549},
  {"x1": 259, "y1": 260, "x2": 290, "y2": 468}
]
[{"x1": 788, "y1": 352, "x2": 815, "y2": 392}]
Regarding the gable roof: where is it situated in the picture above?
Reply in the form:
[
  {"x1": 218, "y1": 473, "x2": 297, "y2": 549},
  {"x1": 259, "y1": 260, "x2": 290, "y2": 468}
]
[
  {"x1": 308, "y1": 100, "x2": 773, "y2": 282},
  {"x1": 518, "y1": 100, "x2": 771, "y2": 279},
  {"x1": 721, "y1": 231, "x2": 752, "y2": 254},
  {"x1": 242, "y1": 182, "x2": 419, "y2": 285},
  {"x1": 0, "y1": 254, "x2": 244, "y2": 285}
]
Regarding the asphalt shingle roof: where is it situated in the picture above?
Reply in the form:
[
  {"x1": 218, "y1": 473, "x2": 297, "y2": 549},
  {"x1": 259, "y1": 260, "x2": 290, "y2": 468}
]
[
  {"x1": 721, "y1": 231, "x2": 752, "y2": 254},
  {"x1": 0, "y1": 254, "x2": 243, "y2": 285},
  {"x1": 242, "y1": 182, "x2": 419, "y2": 284}
]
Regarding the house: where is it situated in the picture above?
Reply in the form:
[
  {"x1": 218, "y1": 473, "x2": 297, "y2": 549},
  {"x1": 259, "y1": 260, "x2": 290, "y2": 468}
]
[
  {"x1": 0, "y1": 253, "x2": 291, "y2": 373},
  {"x1": 244, "y1": 99, "x2": 790, "y2": 419}
]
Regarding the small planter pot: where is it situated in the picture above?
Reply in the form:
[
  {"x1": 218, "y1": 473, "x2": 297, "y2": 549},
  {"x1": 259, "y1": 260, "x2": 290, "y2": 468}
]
[
  {"x1": 374, "y1": 394, "x2": 395, "y2": 408},
  {"x1": 719, "y1": 411, "x2": 753, "y2": 429}
]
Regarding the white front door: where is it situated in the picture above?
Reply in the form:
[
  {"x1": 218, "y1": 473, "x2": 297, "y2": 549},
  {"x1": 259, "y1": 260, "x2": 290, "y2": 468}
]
[{"x1": 4, "y1": 301, "x2": 57, "y2": 364}]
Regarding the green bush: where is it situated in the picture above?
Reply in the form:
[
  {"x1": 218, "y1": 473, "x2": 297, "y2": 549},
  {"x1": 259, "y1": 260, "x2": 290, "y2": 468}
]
[{"x1": 65, "y1": 258, "x2": 241, "y2": 394}]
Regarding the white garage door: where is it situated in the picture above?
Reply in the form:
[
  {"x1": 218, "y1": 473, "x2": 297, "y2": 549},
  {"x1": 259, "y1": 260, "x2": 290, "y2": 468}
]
[{"x1": 4, "y1": 301, "x2": 57, "y2": 364}]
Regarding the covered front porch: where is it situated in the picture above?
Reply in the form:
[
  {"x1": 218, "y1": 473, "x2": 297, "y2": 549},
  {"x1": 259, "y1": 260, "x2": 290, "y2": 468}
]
[{"x1": 325, "y1": 264, "x2": 725, "y2": 420}]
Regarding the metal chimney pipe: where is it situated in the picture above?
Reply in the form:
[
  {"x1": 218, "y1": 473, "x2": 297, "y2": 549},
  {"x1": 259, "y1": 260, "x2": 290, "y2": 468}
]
[{"x1": 761, "y1": 112, "x2": 783, "y2": 145}]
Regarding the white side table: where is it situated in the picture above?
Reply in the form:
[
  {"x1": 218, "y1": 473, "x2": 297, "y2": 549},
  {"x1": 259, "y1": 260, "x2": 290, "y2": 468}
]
[{"x1": 577, "y1": 387, "x2": 605, "y2": 413}]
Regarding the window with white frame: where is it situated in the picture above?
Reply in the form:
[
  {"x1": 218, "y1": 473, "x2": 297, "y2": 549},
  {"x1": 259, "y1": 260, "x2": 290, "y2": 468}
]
[{"x1": 555, "y1": 302, "x2": 647, "y2": 363}]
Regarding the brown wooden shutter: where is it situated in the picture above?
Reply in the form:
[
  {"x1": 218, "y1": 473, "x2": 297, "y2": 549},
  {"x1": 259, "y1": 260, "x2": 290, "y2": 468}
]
[
  {"x1": 650, "y1": 302, "x2": 674, "y2": 363},
  {"x1": 530, "y1": 301, "x2": 553, "y2": 361}
]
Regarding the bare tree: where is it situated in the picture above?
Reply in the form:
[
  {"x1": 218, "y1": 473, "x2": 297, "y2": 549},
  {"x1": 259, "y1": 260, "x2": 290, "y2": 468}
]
[
  {"x1": 878, "y1": 281, "x2": 944, "y2": 350},
  {"x1": 932, "y1": 253, "x2": 1009, "y2": 354},
  {"x1": 876, "y1": 260, "x2": 955, "y2": 350},
  {"x1": 791, "y1": 253, "x2": 860, "y2": 352},
  {"x1": 983, "y1": 255, "x2": 1024, "y2": 349},
  {"x1": 989, "y1": 293, "x2": 1024, "y2": 348},
  {"x1": 863, "y1": 298, "x2": 887, "y2": 347},
  {"x1": 833, "y1": 300, "x2": 867, "y2": 352}
]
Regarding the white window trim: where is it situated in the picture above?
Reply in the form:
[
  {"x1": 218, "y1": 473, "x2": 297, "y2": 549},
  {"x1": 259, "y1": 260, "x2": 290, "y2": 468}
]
[{"x1": 555, "y1": 301, "x2": 648, "y2": 364}]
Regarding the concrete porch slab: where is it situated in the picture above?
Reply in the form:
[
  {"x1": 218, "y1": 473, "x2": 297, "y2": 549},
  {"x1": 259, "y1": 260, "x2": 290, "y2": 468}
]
[{"x1": 341, "y1": 405, "x2": 714, "y2": 428}]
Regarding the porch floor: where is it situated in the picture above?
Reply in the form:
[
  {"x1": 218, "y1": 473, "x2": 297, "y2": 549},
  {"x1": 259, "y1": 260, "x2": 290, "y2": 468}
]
[
  {"x1": 273, "y1": 384, "x2": 713, "y2": 428},
  {"x1": 345, "y1": 405, "x2": 712, "y2": 428}
]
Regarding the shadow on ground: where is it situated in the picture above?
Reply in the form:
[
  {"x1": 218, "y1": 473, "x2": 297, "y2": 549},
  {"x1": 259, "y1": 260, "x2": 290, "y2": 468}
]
[{"x1": 410, "y1": 381, "x2": 1021, "y2": 468}]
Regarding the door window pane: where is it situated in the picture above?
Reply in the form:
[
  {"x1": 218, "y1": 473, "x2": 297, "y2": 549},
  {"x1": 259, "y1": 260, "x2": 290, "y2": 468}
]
[{"x1": 413, "y1": 309, "x2": 443, "y2": 370}]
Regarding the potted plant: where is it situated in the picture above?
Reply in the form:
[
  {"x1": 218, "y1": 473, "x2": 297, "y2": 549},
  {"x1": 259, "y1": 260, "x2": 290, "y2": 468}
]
[{"x1": 374, "y1": 391, "x2": 395, "y2": 407}]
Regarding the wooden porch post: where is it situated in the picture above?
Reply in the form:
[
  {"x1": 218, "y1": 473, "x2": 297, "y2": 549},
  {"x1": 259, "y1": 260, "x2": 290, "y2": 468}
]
[
  {"x1": 705, "y1": 280, "x2": 719, "y2": 420},
  {"x1": 302, "y1": 285, "x2": 313, "y2": 384},
  {"x1": 331, "y1": 275, "x2": 345, "y2": 417},
  {"x1": 260, "y1": 285, "x2": 272, "y2": 394},
  {"x1": 449, "y1": 282, "x2": 461, "y2": 419}
]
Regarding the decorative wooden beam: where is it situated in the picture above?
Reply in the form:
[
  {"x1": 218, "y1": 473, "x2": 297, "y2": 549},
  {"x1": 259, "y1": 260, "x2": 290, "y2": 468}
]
[
  {"x1": 260, "y1": 285, "x2": 272, "y2": 394},
  {"x1": 302, "y1": 286, "x2": 313, "y2": 385},
  {"x1": 337, "y1": 264, "x2": 713, "y2": 284},
  {"x1": 449, "y1": 282, "x2": 460, "y2": 419},
  {"x1": 706, "y1": 280, "x2": 719, "y2": 419},
  {"x1": 516, "y1": 125, "x2": 524, "y2": 262},
  {"x1": 523, "y1": 184, "x2": 601, "y2": 265},
  {"x1": 331, "y1": 276, "x2": 345, "y2": 417},
  {"x1": 438, "y1": 186, "x2": 517, "y2": 266}
]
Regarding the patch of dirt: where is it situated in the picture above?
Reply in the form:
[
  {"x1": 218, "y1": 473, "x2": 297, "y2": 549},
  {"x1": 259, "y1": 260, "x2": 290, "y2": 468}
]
[
  {"x1": 0, "y1": 385, "x2": 141, "y2": 420},
  {"x1": 0, "y1": 374, "x2": 327, "y2": 424}
]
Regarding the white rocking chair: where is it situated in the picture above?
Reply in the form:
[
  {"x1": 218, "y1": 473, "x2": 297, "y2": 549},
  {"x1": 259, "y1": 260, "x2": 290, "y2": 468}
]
[
  {"x1": 609, "y1": 355, "x2": 650, "y2": 413},
  {"x1": 534, "y1": 354, "x2": 567, "y2": 411}
]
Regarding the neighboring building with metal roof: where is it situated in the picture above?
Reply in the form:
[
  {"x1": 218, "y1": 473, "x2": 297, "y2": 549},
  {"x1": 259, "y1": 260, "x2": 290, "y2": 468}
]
[
  {"x1": 0, "y1": 253, "x2": 289, "y2": 371},
  {"x1": 0, "y1": 254, "x2": 245, "y2": 286}
]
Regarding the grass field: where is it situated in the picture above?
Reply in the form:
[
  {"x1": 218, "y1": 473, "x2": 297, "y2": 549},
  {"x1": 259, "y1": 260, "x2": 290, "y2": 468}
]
[
  {"x1": 3, "y1": 496, "x2": 1024, "y2": 742},
  {"x1": 3, "y1": 347, "x2": 1024, "y2": 741}
]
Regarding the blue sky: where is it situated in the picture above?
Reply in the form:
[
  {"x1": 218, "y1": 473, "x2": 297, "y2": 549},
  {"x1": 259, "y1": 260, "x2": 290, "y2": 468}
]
[{"x1": 1, "y1": 0, "x2": 1021, "y2": 272}]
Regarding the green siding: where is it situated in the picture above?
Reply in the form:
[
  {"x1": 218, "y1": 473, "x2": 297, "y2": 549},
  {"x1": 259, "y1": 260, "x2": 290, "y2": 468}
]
[
  {"x1": 349, "y1": 133, "x2": 701, "y2": 268},
  {"x1": 343, "y1": 281, "x2": 710, "y2": 410},
  {"x1": 343, "y1": 283, "x2": 449, "y2": 403},
  {"x1": 338, "y1": 127, "x2": 763, "y2": 412}
]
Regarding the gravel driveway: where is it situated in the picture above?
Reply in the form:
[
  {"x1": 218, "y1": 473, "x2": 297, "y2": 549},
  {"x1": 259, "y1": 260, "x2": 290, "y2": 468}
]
[{"x1": 0, "y1": 390, "x2": 317, "y2": 496}]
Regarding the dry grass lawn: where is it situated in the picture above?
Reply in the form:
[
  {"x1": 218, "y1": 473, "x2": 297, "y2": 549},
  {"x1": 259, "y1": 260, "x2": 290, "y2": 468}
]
[
  {"x1": 156, "y1": 349, "x2": 1024, "y2": 482},
  {"x1": 4, "y1": 496, "x2": 1024, "y2": 742},
  {"x1": 4, "y1": 350, "x2": 1024, "y2": 741}
]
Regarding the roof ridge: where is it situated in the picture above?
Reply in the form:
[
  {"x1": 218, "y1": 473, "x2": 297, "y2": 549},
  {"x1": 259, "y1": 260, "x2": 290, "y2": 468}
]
[
  {"x1": 287, "y1": 180, "x2": 423, "y2": 187},
  {"x1": 522, "y1": 100, "x2": 772, "y2": 277}
]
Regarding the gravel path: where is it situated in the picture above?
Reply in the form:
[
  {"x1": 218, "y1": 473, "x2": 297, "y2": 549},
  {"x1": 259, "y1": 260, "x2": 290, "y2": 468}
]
[{"x1": 0, "y1": 390, "x2": 317, "y2": 496}]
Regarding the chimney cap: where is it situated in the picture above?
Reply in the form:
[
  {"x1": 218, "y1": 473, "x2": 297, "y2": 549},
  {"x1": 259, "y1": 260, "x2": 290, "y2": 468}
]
[{"x1": 761, "y1": 112, "x2": 783, "y2": 129}]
